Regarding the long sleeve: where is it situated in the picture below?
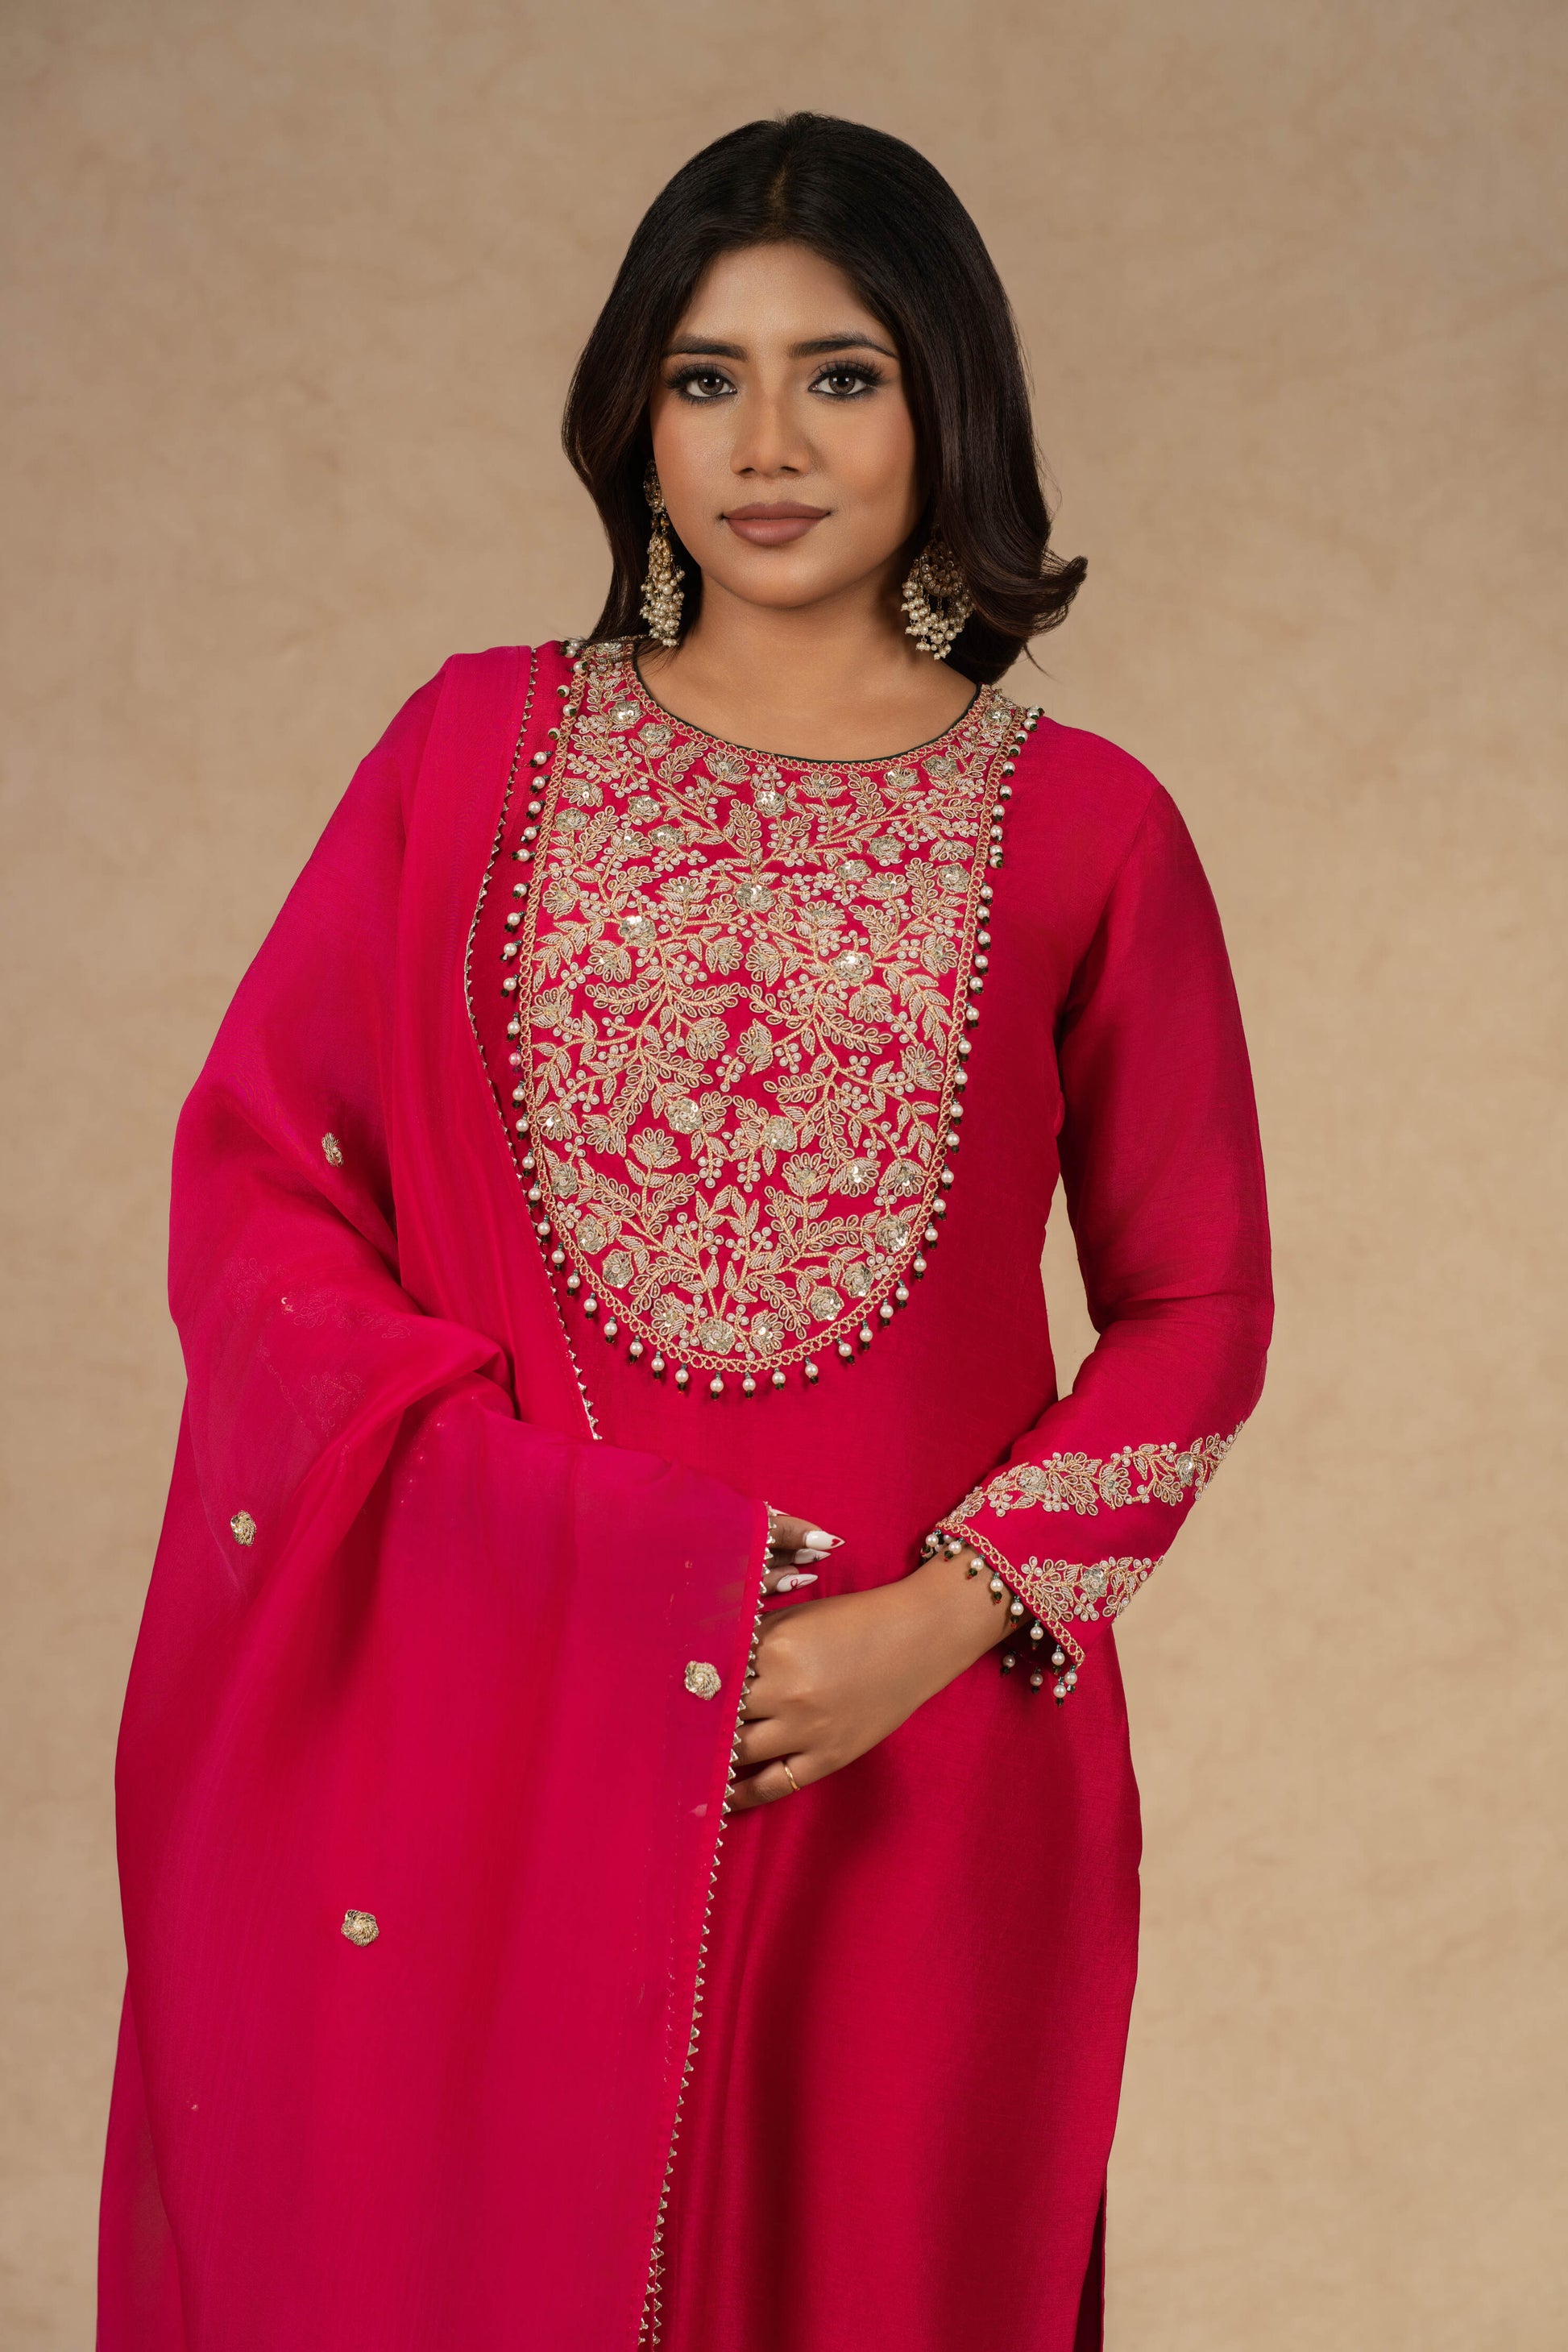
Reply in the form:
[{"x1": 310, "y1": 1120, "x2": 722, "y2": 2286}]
[{"x1": 936, "y1": 782, "x2": 1271, "y2": 1682}]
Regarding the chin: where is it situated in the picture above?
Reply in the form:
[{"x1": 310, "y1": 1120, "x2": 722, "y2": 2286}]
[{"x1": 706, "y1": 561, "x2": 869, "y2": 613}]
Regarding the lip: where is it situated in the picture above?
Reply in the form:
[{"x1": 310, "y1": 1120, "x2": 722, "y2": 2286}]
[{"x1": 723, "y1": 502, "x2": 830, "y2": 546}]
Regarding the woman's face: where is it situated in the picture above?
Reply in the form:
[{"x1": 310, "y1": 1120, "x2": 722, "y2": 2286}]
[{"x1": 647, "y1": 242, "x2": 923, "y2": 620}]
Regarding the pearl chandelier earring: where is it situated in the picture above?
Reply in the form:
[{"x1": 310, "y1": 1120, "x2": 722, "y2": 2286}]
[
  {"x1": 641, "y1": 463, "x2": 685, "y2": 647},
  {"x1": 902, "y1": 533, "x2": 974, "y2": 659}
]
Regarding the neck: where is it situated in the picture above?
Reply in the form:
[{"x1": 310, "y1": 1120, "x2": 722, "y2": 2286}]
[{"x1": 639, "y1": 568, "x2": 977, "y2": 762}]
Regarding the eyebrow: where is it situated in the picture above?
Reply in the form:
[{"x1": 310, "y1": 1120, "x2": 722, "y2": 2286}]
[{"x1": 662, "y1": 331, "x2": 898, "y2": 360}]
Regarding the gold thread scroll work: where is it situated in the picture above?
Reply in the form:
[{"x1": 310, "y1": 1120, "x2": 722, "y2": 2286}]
[{"x1": 516, "y1": 645, "x2": 1018, "y2": 1375}]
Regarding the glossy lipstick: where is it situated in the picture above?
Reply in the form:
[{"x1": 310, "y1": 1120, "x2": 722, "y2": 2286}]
[{"x1": 723, "y1": 501, "x2": 829, "y2": 546}]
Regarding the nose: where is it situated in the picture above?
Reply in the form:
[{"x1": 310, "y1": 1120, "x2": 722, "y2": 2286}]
[{"x1": 730, "y1": 380, "x2": 811, "y2": 480}]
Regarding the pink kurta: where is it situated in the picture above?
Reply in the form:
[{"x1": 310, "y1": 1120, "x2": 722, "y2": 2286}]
[{"x1": 102, "y1": 638, "x2": 1269, "y2": 2352}]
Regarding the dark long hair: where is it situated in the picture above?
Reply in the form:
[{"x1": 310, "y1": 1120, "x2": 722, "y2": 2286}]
[{"x1": 562, "y1": 114, "x2": 1085, "y2": 685}]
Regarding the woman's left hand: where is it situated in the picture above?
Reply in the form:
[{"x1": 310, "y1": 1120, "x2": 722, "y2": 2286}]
[{"x1": 728, "y1": 1548, "x2": 1011, "y2": 1810}]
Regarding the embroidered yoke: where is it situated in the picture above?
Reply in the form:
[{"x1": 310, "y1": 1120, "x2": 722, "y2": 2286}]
[{"x1": 507, "y1": 641, "x2": 1024, "y2": 1383}]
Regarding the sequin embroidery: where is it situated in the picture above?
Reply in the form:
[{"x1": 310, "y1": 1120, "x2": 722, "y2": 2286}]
[
  {"x1": 516, "y1": 643, "x2": 1021, "y2": 1375},
  {"x1": 946, "y1": 1425, "x2": 1242, "y2": 1528},
  {"x1": 1006, "y1": 1549, "x2": 1158, "y2": 1625}
]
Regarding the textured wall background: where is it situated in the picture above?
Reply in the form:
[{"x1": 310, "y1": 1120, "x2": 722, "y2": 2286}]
[{"x1": 2, "y1": 2, "x2": 1563, "y2": 2343}]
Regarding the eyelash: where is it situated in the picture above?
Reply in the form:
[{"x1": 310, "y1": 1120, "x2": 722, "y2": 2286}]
[{"x1": 664, "y1": 361, "x2": 887, "y2": 403}]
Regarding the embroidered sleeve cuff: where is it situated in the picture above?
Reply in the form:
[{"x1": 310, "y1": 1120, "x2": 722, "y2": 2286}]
[
  {"x1": 932, "y1": 1420, "x2": 1250, "y2": 1688},
  {"x1": 939, "y1": 1518, "x2": 1158, "y2": 1633},
  {"x1": 924, "y1": 1523, "x2": 1087, "y2": 1698}
]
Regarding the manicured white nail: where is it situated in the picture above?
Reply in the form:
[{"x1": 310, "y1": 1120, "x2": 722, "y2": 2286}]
[
  {"x1": 803, "y1": 1529, "x2": 841, "y2": 1549},
  {"x1": 774, "y1": 1572, "x2": 819, "y2": 1592}
]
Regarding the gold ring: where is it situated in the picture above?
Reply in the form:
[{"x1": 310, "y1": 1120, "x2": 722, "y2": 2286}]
[{"x1": 782, "y1": 1759, "x2": 801, "y2": 1795}]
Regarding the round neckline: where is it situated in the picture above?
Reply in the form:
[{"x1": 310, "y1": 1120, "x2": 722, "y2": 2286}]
[{"x1": 624, "y1": 644, "x2": 989, "y2": 769}]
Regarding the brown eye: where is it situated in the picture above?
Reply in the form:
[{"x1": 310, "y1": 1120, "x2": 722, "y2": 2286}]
[
  {"x1": 670, "y1": 367, "x2": 736, "y2": 401},
  {"x1": 810, "y1": 364, "x2": 883, "y2": 399}
]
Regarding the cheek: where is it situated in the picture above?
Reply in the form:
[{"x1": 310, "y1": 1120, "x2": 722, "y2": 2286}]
[
  {"x1": 828, "y1": 400, "x2": 920, "y2": 516},
  {"x1": 649, "y1": 394, "x2": 720, "y2": 508}
]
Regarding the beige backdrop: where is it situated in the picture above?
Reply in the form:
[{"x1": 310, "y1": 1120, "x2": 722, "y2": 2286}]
[{"x1": 3, "y1": 2, "x2": 1564, "y2": 2344}]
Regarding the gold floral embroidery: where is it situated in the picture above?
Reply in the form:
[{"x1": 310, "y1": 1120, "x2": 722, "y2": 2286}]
[
  {"x1": 1011, "y1": 1551, "x2": 1158, "y2": 1625},
  {"x1": 946, "y1": 1425, "x2": 1242, "y2": 1527},
  {"x1": 938, "y1": 1422, "x2": 1248, "y2": 1636},
  {"x1": 515, "y1": 642, "x2": 1021, "y2": 1373},
  {"x1": 939, "y1": 1521, "x2": 1155, "y2": 1637}
]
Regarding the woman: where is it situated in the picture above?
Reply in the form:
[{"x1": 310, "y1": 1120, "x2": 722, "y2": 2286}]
[{"x1": 101, "y1": 114, "x2": 1270, "y2": 2352}]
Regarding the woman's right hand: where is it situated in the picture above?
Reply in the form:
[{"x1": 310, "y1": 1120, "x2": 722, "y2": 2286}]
[{"x1": 760, "y1": 1506, "x2": 841, "y2": 1595}]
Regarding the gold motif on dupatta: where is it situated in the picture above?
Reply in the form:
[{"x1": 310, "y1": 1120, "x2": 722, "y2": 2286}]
[{"x1": 516, "y1": 644, "x2": 1018, "y2": 1375}]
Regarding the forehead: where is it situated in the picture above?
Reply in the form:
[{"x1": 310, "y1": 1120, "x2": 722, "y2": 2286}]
[{"x1": 672, "y1": 243, "x2": 890, "y2": 347}]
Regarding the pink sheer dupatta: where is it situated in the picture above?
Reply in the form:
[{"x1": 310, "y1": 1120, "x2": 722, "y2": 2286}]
[{"x1": 100, "y1": 649, "x2": 765, "y2": 2350}]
